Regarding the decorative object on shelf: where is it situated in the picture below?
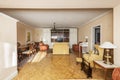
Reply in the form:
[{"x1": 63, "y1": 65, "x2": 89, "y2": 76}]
[{"x1": 100, "y1": 42, "x2": 116, "y2": 65}]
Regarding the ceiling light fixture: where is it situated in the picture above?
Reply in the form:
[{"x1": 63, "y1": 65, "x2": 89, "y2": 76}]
[{"x1": 51, "y1": 22, "x2": 56, "y2": 31}]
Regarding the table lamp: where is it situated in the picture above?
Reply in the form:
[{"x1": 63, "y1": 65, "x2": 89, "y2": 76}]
[{"x1": 100, "y1": 42, "x2": 116, "y2": 65}]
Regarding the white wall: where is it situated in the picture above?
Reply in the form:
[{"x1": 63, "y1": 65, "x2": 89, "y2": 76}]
[
  {"x1": 113, "y1": 4, "x2": 120, "y2": 66},
  {"x1": 34, "y1": 28, "x2": 52, "y2": 47},
  {"x1": 0, "y1": 13, "x2": 18, "y2": 79},
  {"x1": 39, "y1": 28, "x2": 51, "y2": 48},
  {"x1": 17, "y1": 22, "x2": 35, "y2": 45},
  {"x1": 69, "y1": 28, "x2": 77, "y2": 48},
  {"x1": 34, "y1": 28, "x2": 77, "y2": 48},
  {"x1": 79, "y1": 11, "x2": 113, "y2": 50}
]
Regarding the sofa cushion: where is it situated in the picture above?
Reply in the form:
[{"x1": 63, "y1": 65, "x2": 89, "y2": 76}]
[
  {"x1": 94, "y1": 45, "x2": 104, "y2": 57},
  {"x1": 94, "y1": 47, "x2": 99, "y2": 55}
]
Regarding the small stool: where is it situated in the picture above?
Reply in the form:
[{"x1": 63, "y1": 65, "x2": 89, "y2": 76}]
[{"x1": 76, "y1": 57, "x2": 82, "y2": 65}]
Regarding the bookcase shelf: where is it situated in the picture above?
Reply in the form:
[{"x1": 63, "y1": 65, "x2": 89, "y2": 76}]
[{"x1": 51, "y1": 29, "x2": 69, "y2": 42}]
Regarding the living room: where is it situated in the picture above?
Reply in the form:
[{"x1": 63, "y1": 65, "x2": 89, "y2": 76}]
[{"x1": 0, "y1": 0, "x2": 120, "y2": 80}]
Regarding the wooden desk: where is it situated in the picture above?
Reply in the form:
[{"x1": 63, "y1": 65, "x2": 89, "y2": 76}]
[{"x1": 93, "y1": 60, "x2": 118, "y2": 80}]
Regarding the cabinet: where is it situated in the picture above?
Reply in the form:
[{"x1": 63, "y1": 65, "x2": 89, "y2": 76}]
[{"x1": 51, "y1": 29, "x2": 69, "y2": 42}]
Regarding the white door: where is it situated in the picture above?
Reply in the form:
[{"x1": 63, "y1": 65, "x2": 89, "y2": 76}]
[{"x1": 70, "y1": 28, "x2": 77, "y2": 48}]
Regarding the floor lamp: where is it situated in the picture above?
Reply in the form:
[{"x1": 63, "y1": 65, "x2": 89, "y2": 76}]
[{"x1": 100, "y1": 42, "x2": 116, "y2": 65}]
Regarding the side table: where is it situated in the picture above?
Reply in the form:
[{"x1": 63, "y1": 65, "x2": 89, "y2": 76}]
[{"x1": 93, "y1": 60, "x2": 118, "y2": 80}]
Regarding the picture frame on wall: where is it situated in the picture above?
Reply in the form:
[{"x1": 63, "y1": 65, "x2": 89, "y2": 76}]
[{"x1": 26, "y1": 31, "x2": 31, "y2": 42}]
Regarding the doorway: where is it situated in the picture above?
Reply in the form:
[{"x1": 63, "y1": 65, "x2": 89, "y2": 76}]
[{"x1": 91, "y1": 25, "x2": 101, "y2": 49}]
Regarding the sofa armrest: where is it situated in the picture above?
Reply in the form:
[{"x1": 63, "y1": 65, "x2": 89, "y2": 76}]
[{"x1": 89, "y1": 54, "x2": 103, "y2": 61}]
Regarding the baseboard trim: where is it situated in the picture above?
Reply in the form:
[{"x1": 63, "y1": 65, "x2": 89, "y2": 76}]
[{"x1": 5, "y1": 70, "x2": 18, "y2": 80}]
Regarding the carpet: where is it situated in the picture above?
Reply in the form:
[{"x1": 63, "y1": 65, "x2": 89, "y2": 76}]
[
  {"x1": 18, "y1": 53, "x2": 35, "y2": 68},
  {"x1": 18, "y1": 51, "x2": 47, "y2": 69},
  {"x1": 31, "y1": 51, "x2": 47, "y2": 63}
]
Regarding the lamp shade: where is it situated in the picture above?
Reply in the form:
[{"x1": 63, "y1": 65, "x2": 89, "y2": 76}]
[{"x1": 100, "y1": 42, "x2": 117, "y2": 49}]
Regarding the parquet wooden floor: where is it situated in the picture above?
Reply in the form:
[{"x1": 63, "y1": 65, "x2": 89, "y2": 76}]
[{"x1": 13, "y1": 53, "x2": 110, "y2": 80}]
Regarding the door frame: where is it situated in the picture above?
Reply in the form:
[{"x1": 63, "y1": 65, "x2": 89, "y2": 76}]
[{"x1": 91, "y1": 24, "x2": 101, "y2": 50}]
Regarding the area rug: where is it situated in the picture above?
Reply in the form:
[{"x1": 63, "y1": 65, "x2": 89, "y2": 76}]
[
  {"x1": 18, "y1": 53, "x2": 35, "y2": 68},
  {"x1": 31, "y1": 51, "x2": 47, "y2": 63}
]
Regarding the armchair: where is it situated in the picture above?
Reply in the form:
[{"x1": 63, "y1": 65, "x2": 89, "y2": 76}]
[
  {"x1": 81, "y1": 45, "x2": 104, "y2": 78},
  {"x1": 112, "y1": 68, "x2": 120, "y2": 80},
  {"x1": 72, "y1": 44, "x2": 79, "y2": 52},
  {"x1": 83, "y1": 45, "x2": 104, "y2": 68},
  {"x1": 39, "y1": 41, "x2": 49, "y2": 51}
]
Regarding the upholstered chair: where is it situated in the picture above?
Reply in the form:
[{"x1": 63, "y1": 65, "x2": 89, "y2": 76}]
[
  {"x1": 39, "y1": 41, "x2": 49, "y2": 51},
  {"x1": 112, "y1": 68, "x2": 120, "y2": 80},
  {"x1": 72, "y1": 44, "x2": 79, "y2": 52},
  {"x1": 83, "y1": 45, "x2": 104, "y2": 68}
]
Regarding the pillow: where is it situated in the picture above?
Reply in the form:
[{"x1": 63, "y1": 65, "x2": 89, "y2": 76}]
[{"x1": 94, "y1": 47, "x2": 99, "y2": 55}]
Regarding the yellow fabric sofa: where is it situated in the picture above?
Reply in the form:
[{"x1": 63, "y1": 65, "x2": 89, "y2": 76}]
[
  {"x1": 53, "y1": 42, "x2": 69, "y2": 54},
  {"x1": 83, "y1": 45, "x2": 104, "y2": 68}
]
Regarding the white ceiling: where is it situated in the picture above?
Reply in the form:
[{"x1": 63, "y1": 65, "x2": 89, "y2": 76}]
[
  {"x1": 0, "y1": 0, "x2": 120, "y2": 8},
  {"x1": 0, "y1": 0, "x2": 119, "y2": 28},
  {"x1": 1, "y1": 9, "x2": 111, "y2": 28}
]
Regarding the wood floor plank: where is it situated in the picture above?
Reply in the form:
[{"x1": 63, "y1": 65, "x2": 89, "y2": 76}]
[{"x1": 13, "y1": 53, "x2": 110, "y2": 80}]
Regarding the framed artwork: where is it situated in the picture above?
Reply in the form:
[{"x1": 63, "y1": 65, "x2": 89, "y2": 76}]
[{"x1": 26, "y1": 31, "x2": 31, "y2": 42}]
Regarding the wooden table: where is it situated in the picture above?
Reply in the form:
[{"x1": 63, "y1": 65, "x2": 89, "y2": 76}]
[{"x1": 93, "y1": 60, "x2": 118, "y2": 80}]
